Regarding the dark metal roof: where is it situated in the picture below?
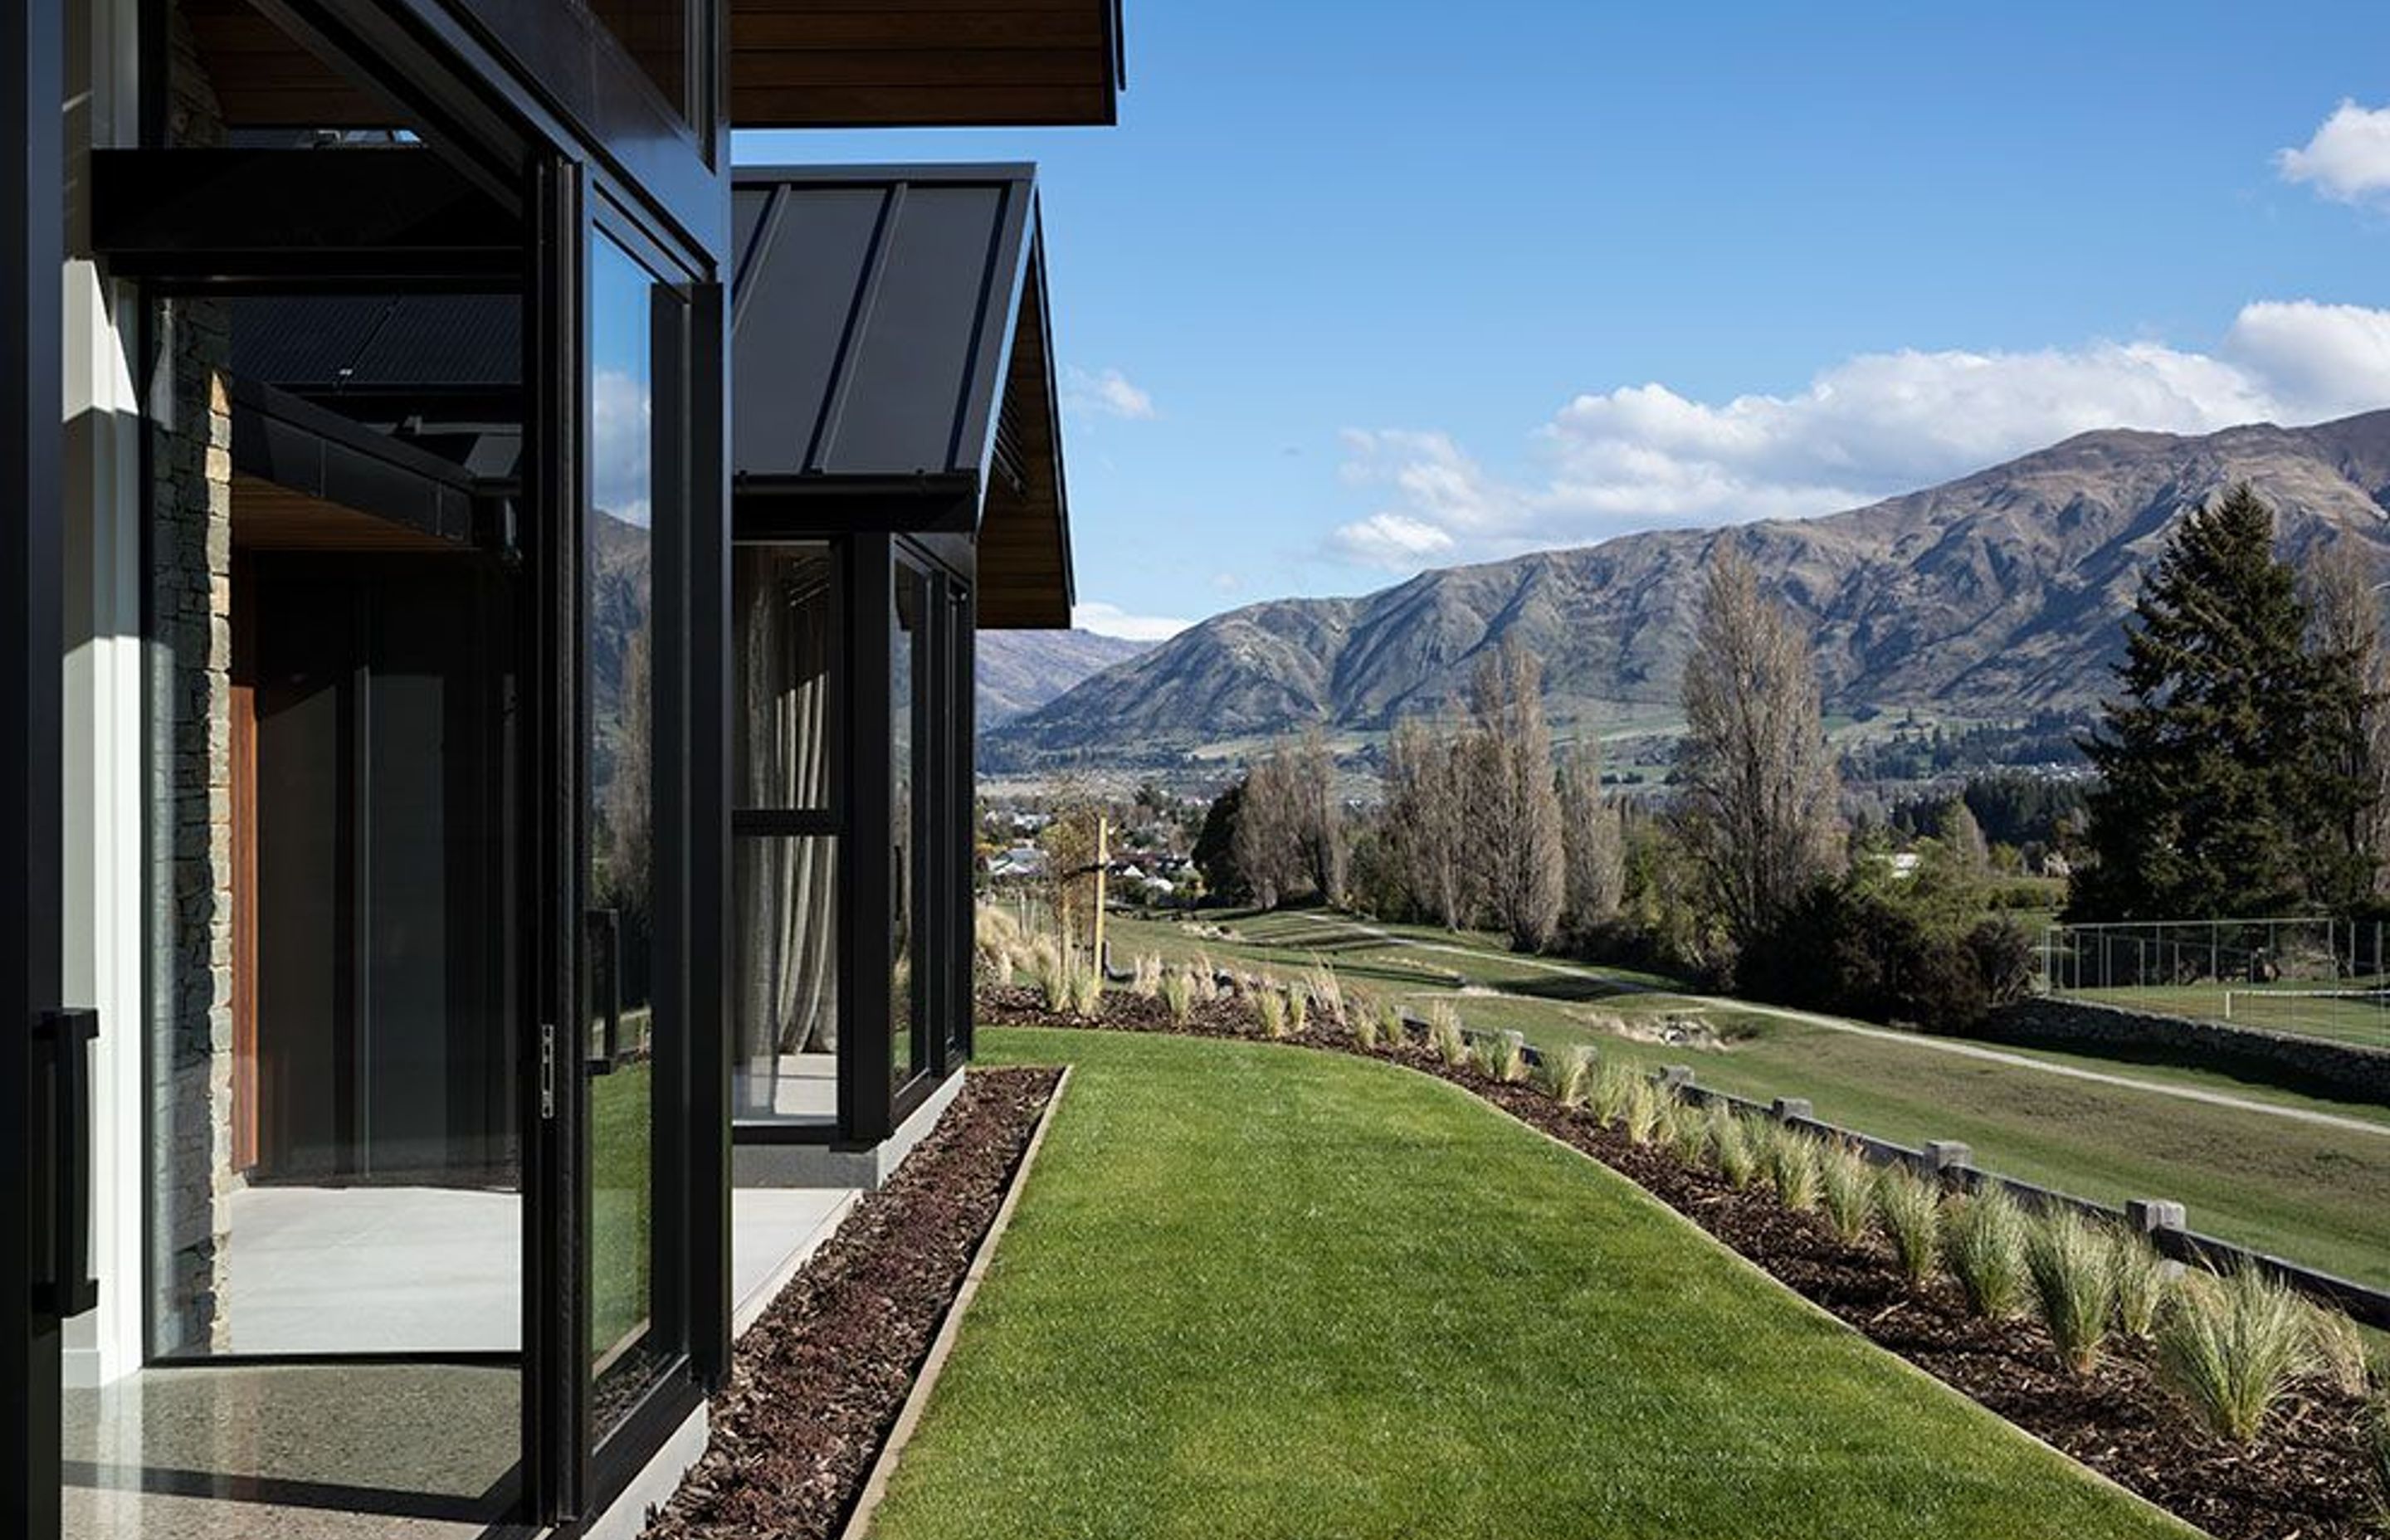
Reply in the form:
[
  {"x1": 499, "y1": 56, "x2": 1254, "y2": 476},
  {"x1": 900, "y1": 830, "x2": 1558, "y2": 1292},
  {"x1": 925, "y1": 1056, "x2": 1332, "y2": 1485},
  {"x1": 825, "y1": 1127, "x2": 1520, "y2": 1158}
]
[
  {"x1": 230, "y1": 294, "x2": 521, "y2": 393},
  {"x1": 731, "y1": 164, "x2": 1074, "y2": 626}
]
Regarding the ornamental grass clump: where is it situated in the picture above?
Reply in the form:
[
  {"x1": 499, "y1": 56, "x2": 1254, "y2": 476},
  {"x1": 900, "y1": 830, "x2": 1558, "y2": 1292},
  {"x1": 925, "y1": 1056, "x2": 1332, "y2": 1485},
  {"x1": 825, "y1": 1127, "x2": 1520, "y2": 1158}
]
[
  {"x1": 2028, "y1": 1209, "x2": 2119, "y2": 1377},
  {"x1": 1662, "y1": 1095, "x2": 1711, "y2": 1167},
  {"x1": 1763, "y1": 1123, "x2": 1821, "y2": 1212},
  {"x1": 1875, "y1": 1163, "x2": 1942, "y2": 1284},
  {"x1": 1286, "y1": 984, "x2": 1310, "y2": 1036},
  {"x1": 1944, "y1": 1183, "x2": 2030, "y2": 1320},
  {"x1": 1255, "y1": 987, "x2": 1289, "y2": 1040},
  {"x1": 1817, "y1": 1138, "x2": 1875, "y2": 1245},
  {"x1": 1621, "y1": 1075, "x2": 1664, "y2": 1147},
  {"x1": 1536, "y1": 1043, "x2": 1593, "y2": 1108},
  {"x1": 1065, "y1": 962, "x2": 1105, "y2": 1019},
  {"x1": 1472, "y1": 1031, "x2": 1524, "y2": 1084},
  {"x1": 1711, "y1": 1106, "x2": 1760, "y2": 1189},
  {"x1": 1158, "y1": 966, "x2": 1196, "y2": 1026},
  {"x1": 1130, "y1": 952, "x2": 1163, "y2": 1000},
  {"x1": 2304, "y1": 1299, "x2": 2372, "y2": 1399},
  {"x1": 1589, "y1": 1060, "x2": 1640, "y2": 1127},
  {"x1": 1191, "y1": 953, "x2": 1222, "y2": 1002},
  {"x1": 1426, "y1": 1001, "x2": 1467, "y2": 1066},
  {"x1": 1305, "y1": 958, "x2": 1345, "y2": 1026},
  {"x1": 1350, "y1": 997, "x2": 1382, "y2": 1049},
  {"x1": 1376, "y1": 997, "x2": 1408, "y2": 1050},
  {"x1": 2156, "y1": 1265, "x2": 2313, "y2": 1445},
  {"x1": 2112, "y1": 1231, "x2": 2171, "y2": 1341},
  {"x1": 2362, "y1": 1393, "x2": 2390, "y2": 1525},
  {"x1": 1039, "y1": 946, "x2": 1074, "y2": 1014}
]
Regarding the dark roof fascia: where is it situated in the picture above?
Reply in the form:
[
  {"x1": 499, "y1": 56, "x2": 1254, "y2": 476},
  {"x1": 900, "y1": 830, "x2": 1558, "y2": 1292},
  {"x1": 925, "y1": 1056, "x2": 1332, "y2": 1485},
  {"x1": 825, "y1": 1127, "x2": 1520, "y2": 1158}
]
[
  {"x1": 230, "y1": 377, "x2": 495, "y2": 547},
  {"x1": 730, "y1": 474, "x2": 978, "y2": 539}
]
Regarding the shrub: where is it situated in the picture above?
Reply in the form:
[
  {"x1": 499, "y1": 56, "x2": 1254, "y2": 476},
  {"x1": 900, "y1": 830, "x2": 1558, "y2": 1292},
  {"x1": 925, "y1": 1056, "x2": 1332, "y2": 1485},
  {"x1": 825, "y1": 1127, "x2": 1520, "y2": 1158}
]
[
  {"x1": 1817, "y1": 1138, "x2": 1875, "y2": 1245},
  {"x1": 1255, "y1": 988, "x2": 1288, "y2": 1039},
  {"x1": 1662, "y1": 1095, "x2": 1711, "y2": 1166},
  {"x1": 2157, "y1": 1266, "x2": 2314, "y2": 1444},
  {"x1": 2028, "y1": 1209, "x2": 2118, "y2": 1377},
  {"x1": 2112, "y1": 1231, "x2": 2171, "y2": 1341},
  {"x1": 2304, "y1": 1299, "x2": 2372, "y2": 1399},
  {"x1": 1711, "y1": 1107, "x2": 1760, "y2": 1189},
  {"x1": 1130, "y1": 952, "x2": 1163, "y2": 999},
  {"x1": 1763, "y1": 1123, "x2": 1821, "y2": 1211},
  {"x1": 1621, "y1": 1076, "x2": 1663, "y2": 1147},
  {"x1": 1426, "y1": 1001, "x2": 1466, "y2": 1066},
  {"x1": 1875, "y1": 1163, "x2": 1942, "y2": 1283},
  {"x1": 1158, "y1": 967, "x2": 1196, "y2": 1026},
  {"x1": 1944, "y1": 1184, "x2": 2029, "y2": 1320},
  {"x1": 1473, "y1": 1031, "x2": 1524, "y2": 1084},
  {"x1": 1536, "y1": 1044, "x2": 1593, "y2": 1108}
]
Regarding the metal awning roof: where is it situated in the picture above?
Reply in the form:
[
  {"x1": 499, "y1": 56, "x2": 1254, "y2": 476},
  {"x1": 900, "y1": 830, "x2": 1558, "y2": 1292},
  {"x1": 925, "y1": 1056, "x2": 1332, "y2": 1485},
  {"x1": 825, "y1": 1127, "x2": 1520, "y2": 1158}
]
[{"x1": 732, "y1": 164, "x2": 1074, "y2": 629}]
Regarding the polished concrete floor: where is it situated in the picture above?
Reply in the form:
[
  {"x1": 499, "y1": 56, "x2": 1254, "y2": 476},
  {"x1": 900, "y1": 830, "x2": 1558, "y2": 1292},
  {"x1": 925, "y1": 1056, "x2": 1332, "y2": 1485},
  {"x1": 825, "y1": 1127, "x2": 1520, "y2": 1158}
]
[
  {"x1": 56, "y1": 1182, "x2": 858, "y2": 1538},
  {"x1": 223, "y1": 1187, "x2": 520, "y2": 1354},
  {"x1": 734, "y1": 1051, "x2": 838, "y2": 1123},
  {"x1": 62, "y1": 1362, "x2": 519, "y2": 1540}
]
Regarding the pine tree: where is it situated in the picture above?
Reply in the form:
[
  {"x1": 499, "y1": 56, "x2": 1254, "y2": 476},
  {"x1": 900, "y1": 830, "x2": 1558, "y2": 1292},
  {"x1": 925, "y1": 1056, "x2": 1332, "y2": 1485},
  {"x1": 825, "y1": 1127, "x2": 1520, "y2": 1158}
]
[{"x1": 2071, "y1": 485, "x2": 2370, "y2": 921}]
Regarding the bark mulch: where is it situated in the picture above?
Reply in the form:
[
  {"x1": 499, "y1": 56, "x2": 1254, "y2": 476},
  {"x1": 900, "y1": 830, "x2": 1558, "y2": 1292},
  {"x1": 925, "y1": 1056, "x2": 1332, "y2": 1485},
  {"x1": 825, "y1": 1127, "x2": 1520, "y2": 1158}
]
[
  {"x1": 978, "y1": 985, "x2": 2384, "y2": 1540},
  {"x1": 644, "y1": 1065, "x2": 1061, "y2": 1540}
]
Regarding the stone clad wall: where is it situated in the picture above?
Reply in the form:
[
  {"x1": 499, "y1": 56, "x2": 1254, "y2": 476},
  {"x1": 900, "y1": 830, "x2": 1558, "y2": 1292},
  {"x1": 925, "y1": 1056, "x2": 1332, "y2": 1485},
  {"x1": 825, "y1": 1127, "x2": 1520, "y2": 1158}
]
[
  {"x1": 1982, "y1": 996, "x2": 2390, "y2": 1104},
  {"x1": 146, "y1": 2, "x2": 235, "y2": 1354}
]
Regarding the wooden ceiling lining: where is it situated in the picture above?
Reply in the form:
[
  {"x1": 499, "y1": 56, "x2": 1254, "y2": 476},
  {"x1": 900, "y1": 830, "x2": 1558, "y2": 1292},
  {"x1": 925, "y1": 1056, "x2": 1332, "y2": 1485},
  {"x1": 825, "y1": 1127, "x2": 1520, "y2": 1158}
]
[
  {"x1": 232, "y1": 475, "x2": 466, "y2": 553},
  {"x1": 729, "y1": 0, "x2": 1119, "y2": 126},
  {"x1": 183, "y1": 0, "x2": 393, "y2": 129}
]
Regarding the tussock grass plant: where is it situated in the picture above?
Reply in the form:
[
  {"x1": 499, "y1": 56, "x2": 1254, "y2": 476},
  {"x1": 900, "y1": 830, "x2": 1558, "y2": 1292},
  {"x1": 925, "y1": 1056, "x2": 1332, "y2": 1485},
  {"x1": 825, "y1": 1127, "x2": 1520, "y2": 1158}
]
[
  {"x1": 984, "y1": 945, "x2": 1016, "y2": 988},
  {"x1": 1874, "y1": 1163, "x2": 1942, "y2": 1283},
  {"x1": 1066, "y1": 963, "x2": 1105, "y2": 1019},
  {"x1": 1039, "y1": 948, "x2": 1074, "y2": 1014},
  {"x1": 1817, "y1": 1138, "x2": 1875, "y2": 1245},
  {"x1": 2027, "y1": 1209, "x2": 2118, "y2": 1377},
  {"x1": 1763, "y1": 1124, "x2": 1821, "y2": 1211},
  {"x1": 1663, "y1": 1096, "x2": 1711, "y2": 1167},
  {"x1": 1375, "y1": 997, "x2": 1408, "y2": 1050},
  {"x1": 2304, "y1": 1299, "x2": 2372, "y2": 1399},
  {"x1": 1536, "y1": 1043, "x2": 1593, "y2": 1108},
  {"x1": 1351, "y1": 999, "x2": 1382, "y2": 1050},
  {"x1": 1589, "y1": 1060, "x2": 1639, "y2": 1127},
  {"x1": 1473, "y1": 1031, "x2": 1525, "y2": 1084},
  {"x1": 1286, "y1": 985, "x2": 1310, "y2": 1037},
  {"x1": 2362, "y1": 1393, "x2": 2390, "y2": 1526},
  {"x1": 1945, "y1": 1184, "x2": 2031, "y2": 1320},
  {"x1": 1426, "y1": 1002, "x2": 1467, "y2": 1066},
  {"x1": 2112, "y1": 1231, "x2": 2171, "y2": 1341},
  {"x1": 1711, "y1": 1107, "x2": 1760, "y2": 1189},
  {"x1": 1129, "y1": 953, "x2": 1163, "y2": 1000},
  {"x1": 1620, "y1": 1076, "x2": 1663, "y2": 1147},
  {"x1": 2156, "y1": 1265, "x2": 2313, "y2": 1444},
  {"x1": 1158, "y1": 967, "x2": 1196, "y2": 1026},
  {"x1": 1255, "y1": 988, "x2": 1289, "y2": 1040},
  {"x1": 1191, "y1": 953, "x2": 1221, "y2": 1002},
  {"x1": 1305, "y1": 958, "x2": 1345, "y2": 1026}
]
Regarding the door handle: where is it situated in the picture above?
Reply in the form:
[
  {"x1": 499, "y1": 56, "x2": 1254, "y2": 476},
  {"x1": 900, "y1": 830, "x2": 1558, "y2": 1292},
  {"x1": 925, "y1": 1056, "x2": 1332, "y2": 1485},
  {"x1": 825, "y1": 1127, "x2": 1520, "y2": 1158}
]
[
  {"x1": 34, "y1": 1008, "x2": 100, "y2": 1318},
  {"x1": 586, "y1": 907, "x2": 622, "y2": 1075}
]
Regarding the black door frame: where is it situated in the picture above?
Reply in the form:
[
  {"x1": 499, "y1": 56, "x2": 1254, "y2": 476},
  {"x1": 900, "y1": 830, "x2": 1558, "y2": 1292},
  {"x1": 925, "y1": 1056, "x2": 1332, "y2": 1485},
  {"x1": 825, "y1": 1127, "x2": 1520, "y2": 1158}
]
[{"x1": 5, "y1": 1, "x2": 68, "y2": 1537}]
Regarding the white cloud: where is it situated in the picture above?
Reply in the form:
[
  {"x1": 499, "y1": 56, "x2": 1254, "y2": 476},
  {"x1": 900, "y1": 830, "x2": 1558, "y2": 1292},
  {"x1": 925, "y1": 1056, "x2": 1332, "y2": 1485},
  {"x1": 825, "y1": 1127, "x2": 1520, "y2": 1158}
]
[
  {"x1": 593, "y1": 368, "x2": 651, "y2": 526},
  {"x1": 1062, "y1": 365, "x2": 1158, "y2": 422},
  {"x1": 1331, "y1": 300, "x2": 2390, "y2": 573},
  {"x1": 1074, "y1": 601, "x2": 1192, "y2": 641},
  {"x1": 2278, "y1": 100, "x2": 2390, "y2": 205}
]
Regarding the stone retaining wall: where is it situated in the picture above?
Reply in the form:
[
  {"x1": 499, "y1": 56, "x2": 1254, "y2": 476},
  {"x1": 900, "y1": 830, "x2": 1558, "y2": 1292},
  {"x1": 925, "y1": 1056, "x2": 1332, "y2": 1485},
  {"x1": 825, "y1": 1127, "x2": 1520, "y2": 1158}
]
[{"x1": 1979, "y1": 995, "x2": 2390, "y2": 1104}]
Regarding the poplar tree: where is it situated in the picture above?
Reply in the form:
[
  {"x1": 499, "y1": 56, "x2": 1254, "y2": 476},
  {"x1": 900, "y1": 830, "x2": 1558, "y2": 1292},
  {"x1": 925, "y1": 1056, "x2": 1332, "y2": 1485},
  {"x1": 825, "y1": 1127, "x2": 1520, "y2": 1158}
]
[{"x1": 2071, "y1": 485, "x2": 2370, "y2": 920}]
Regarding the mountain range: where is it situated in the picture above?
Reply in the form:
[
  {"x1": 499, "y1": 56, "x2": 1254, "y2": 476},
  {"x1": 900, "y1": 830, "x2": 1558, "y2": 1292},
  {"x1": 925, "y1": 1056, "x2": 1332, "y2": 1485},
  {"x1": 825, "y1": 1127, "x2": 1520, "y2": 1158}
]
[
  {"x1": 987, "y1": 410, "x2": 2390, "y2": 769},
  {"x1": 976, "y1": 627, "x2": 1149, "y2": 729}
]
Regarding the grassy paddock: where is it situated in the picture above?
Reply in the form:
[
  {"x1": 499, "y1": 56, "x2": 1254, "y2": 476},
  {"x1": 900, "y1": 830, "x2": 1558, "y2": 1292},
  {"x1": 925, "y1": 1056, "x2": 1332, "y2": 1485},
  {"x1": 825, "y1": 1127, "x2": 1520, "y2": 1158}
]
[
  {"x1": 1100, "y1": 914, "x2": 2390, "y2": 1289},
  {"x1": 868, "y1": 1028, "x2": 2190, "y2": 1540}
]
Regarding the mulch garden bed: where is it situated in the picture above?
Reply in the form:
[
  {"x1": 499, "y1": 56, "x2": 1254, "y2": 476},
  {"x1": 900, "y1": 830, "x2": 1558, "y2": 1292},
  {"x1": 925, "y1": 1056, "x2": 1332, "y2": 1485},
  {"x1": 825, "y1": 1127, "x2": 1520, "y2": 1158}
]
[
  {"x1": 644, "y1": 1066, "x2": 1061, "y2": 1540},
  {"x1": 979, "y1": 983, "x2": 2382, "y2": 1540}
]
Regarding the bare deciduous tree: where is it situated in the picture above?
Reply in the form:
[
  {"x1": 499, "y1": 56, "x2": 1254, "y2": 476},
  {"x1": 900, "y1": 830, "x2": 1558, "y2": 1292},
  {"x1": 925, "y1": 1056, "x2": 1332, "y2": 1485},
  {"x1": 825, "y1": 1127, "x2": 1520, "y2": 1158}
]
[
  {"x1": 1677, "y1": 547, "x2": 1842, "y2": 953},
  {"x1": 1234, "y1": 733, "x2": 1344, "y2": 910},
  {"x1": 2305, "y1": 538, "x2": 2390, "y2": 894},
  {"x1": 1558, "y1": 738, "x2": 1624, "y2": 942},
  {"x1": 1292, "y1": 727, "x2": 1347, "y2": 904},
  {"x1": 1469, "y1": 645, "x2": 1565, "y2": 951},
  {"x1": 1383, "y1": 714, "x2": 1477, "y2": 929}
]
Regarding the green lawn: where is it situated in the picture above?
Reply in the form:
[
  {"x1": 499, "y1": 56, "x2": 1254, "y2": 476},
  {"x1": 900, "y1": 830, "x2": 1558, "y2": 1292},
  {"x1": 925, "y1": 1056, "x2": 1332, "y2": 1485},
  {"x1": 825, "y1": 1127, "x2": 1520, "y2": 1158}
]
[
  {"x1": 869, "y1": 1029, "x2": 2190, "y2": 1540},
  {"x1": 2072, "y1": 982, "x2": 2390, "y2": 1049},
  {"x1": 1105, "y1": 913, "x2": 2390, "y2": 1290},
  {"x1": 592, "y1": 1060, "x2": 652, "y2": 1362}
]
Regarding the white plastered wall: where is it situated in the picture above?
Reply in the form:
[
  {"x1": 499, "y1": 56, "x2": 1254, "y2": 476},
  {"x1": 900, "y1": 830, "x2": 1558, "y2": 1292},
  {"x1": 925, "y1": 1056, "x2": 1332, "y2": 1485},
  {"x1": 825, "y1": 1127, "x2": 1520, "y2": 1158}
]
[{"x1": 61, "y1": 0, "x2": 149, "y2": 1389}]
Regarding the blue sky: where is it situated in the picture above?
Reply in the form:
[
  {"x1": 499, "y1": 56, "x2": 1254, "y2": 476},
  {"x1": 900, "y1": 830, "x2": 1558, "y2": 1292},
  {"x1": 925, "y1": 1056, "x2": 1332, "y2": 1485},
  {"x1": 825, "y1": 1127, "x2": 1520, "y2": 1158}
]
[{"x1": 739, "y1": 1, "x2": 2390, "y2": 639}]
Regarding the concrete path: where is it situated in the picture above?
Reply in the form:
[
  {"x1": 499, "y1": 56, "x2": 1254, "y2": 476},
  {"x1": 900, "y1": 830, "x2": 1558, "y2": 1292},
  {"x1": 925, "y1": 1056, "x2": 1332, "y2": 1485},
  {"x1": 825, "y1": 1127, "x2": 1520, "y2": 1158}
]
[{"x1": 1242, "y1": 916, "x2": 2390, "y2": 1140}]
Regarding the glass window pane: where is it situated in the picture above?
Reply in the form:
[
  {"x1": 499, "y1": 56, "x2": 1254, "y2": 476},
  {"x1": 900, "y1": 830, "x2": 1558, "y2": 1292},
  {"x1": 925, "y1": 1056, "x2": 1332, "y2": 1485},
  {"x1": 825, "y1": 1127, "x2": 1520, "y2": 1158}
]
[
  {"x1": 893, "y1": 566, "x2": 922, "y2": 1086},
  {"x1": 734, "y1": 543, "x2": 835, "y2": 811},
  {"x1": 733, "y1": 836, "x2": 840, "y2": 1125},
  {"x1": 583, "y1": 0, "x2": 689, "y2": 119}
]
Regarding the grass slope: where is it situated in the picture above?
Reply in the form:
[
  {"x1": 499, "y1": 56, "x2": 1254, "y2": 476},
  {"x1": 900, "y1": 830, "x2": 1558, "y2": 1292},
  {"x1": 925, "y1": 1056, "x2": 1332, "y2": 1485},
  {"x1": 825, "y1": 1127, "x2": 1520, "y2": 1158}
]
[
  {"x1": 1107, "y1": 912, "x2": 2390, "y2": 1290},
  {"x1": 868, "y1": 1029, "x2": 2190, "y2": 1540}
]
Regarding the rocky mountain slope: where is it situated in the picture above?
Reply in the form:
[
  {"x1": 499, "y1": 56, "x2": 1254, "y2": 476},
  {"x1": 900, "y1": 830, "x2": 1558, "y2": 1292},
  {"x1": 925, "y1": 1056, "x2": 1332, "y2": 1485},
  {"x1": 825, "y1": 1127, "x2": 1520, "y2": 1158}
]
[
  {"x1": 976, "y1": 627, "x2": 1150, "y2": 729},
  {"x1": 988, "y1": 412, "x2": 2390, "y2": 766}
]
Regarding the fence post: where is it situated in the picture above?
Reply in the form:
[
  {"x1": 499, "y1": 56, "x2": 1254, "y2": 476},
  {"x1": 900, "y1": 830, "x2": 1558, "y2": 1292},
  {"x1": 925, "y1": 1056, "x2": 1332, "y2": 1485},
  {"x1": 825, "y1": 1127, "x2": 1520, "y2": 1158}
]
[
  {"x1": 1919, "y1": 1141, "x2": 1973, "y2": 1184},
  {"x1": 1770, "y1": 1097, "x2": 1812, "y2": 1123},
  {"x1": 1658, "y1": 1065, "x2": 1694, "y2": 1092},
  {"x1": 2124, "y1": 1197, "x2": 2187, "y2": 1236}
]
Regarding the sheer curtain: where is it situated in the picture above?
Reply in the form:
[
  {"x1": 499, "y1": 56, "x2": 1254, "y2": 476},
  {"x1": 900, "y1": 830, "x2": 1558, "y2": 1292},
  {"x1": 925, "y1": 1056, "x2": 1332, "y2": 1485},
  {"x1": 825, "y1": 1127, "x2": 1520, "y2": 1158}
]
[{"x1": 733, "y1": 546, "x2": 836, "y2": 1120}]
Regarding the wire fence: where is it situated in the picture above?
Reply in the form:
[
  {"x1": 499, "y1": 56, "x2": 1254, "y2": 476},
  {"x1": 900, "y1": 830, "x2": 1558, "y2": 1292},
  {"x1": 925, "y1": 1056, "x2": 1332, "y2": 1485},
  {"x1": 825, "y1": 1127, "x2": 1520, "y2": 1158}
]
[{"x1": 2040, "y1": 917, "x2": 2390, "y2": 1049}]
